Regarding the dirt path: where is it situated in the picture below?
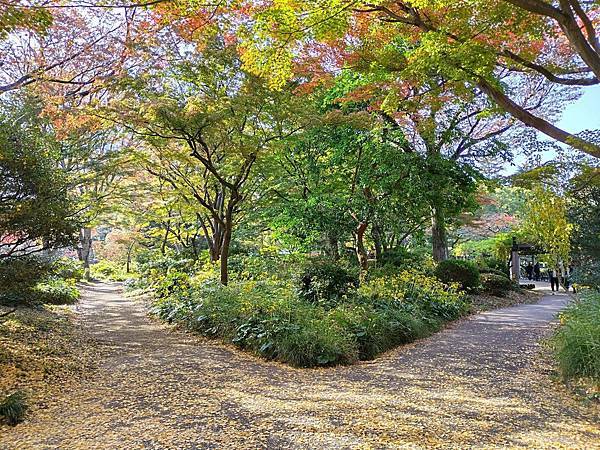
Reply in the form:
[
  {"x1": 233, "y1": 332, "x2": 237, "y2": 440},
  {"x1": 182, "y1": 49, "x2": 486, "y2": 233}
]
[{"x1": 1, "y1": 283, "x2": 598, "y2": 449}]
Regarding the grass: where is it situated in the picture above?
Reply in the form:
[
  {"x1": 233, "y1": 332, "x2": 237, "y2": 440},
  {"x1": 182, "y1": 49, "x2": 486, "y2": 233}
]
[
  {"x1": 551, "y1": 290, "x2": 600, "y2": 388},
  {"x1": 0, "y1": 391, "x2": 27, "y2": 426}
]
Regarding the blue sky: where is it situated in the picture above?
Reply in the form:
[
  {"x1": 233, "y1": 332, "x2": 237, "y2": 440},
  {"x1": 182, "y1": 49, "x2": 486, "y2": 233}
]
[
  {"x1": 504, "y1": 85, "x2": 600, "y2": 174},
  {"x1": 558, "y1": 85, "x2": 600, "y2": 132}
]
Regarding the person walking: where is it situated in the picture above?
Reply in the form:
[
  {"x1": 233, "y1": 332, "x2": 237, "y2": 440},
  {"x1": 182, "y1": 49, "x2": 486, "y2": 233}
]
[
  {"x1": 550, "y1": 267, "x2": 560, "y2": 294},
  {"x1": 533, "y1": 262, "x2": 541, "y2": 281},
  {"x1": 526, "y1": 262, "x2": 533, "y2": 280}
]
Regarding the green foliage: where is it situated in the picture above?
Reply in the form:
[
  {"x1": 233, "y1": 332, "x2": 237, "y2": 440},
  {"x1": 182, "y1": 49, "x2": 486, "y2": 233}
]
[
  {"x1": 33, "y1": 279, "x2": 80, "y2": 305},
  {"x1": 91, "y1": 260, "x2": 128, "y2": 282},
  {"x1": 378, "y1": 247, "x2": 433, "y2": 272},
  {"x1": 434, "y1": 259, "x2": 480, "y2": 291},
  {"x1": 0, "y1": 101, "x2": 79, "y2": 259},
  {"x1": 298, "y1": 259, "x2": 359, "y2": 307},
  {"x1": 0, "y1": 391, "x2": 28, "y2": 426},
  {"x1": 149, "y1": 268, "x2": 468, "y2": 367},
  {"x1": 568, "y1": 166, "x2": 600, "y2": 290},
  {"x1": 0, "y1": 256, "x2": 81, "y2": 305},
  {"x1": 521, "y1": 186, "x2": 572, "y2": 270},
  {"x1": 153, "y1": 279, "x2": 357, "y2": 367},
  {"x1": 551, "y1": 291, "x2": 600, "y2": 383},
  {"x1": 329, "y1": 301, "x2": 430, "y2": 361},
  {"x1": 477, "y1": 257, "x2": 509, "y2": 277},
  {"x1": 479, "y1": 267, "x2": 509, "y2": 278},
  {"x1": 50, "y1": 258, "x2": 84, "y2": 281},
  {"x1": 0, "y1": 256, "x2": 53, "y2": 297},
  {"x1": 359, "y1": 270, "x2": 469, "y2": 321},
  {"x1": 480, "y1": 273, "x2": 513, "y2": 297}
]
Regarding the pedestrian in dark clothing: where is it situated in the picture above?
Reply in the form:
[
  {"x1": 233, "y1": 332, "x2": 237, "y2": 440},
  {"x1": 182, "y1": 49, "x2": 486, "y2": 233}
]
[
  {"x1": 526, "y1": 263, "x2": 533, "y2": 280},
  {"x1": 533, "y1": 262, "x2": 541, "y2": 281},
  {"x1": 550, "y1": 268, "x2": 560, "y2": 293}
]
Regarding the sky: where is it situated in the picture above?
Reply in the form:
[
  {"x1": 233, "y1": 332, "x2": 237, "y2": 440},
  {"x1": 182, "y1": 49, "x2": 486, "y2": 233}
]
[
  {"x1": 503, "y1": 85, "x2": 600, "y2": 175},
  {"x1": 558, "y1": 84, "x2": 600, "y2": 133}
]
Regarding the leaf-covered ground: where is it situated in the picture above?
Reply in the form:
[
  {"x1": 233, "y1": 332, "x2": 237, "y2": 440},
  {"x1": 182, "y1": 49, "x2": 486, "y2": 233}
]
[
  {"x1": 469, "y1": 288, "x2": 542, "y2": 313},
  {"x1": 0, "y1": 303, "x2": 102, "y2": 417},
  {"x1": 1, "y1": 282, "x2": 598, "y2": 449}
]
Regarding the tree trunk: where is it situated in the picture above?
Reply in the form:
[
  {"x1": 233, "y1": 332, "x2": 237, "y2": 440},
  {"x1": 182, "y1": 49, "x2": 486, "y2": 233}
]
[
  {"x1": 78, "y1": 227, "x2": 93, "y2": 280},
  {"x1": 431, "y1": 207, "x2": 448, "y2": 262},
  {"x1": 220, "y1": 207, "x2": 234, "y2": 285},
  {"x1": 160, "y1": 221, "x2": 170, "y2": 255},
  {"x1": 327, "y1": 234, "x2": 340, "y2": 260},
  {"x1": 372, "y1": 224, "x2": 383, "y2": 263},
  {"x1": 126, "y1": 242, "x2": 134, "y2": 274},
  {"x1": 354, "y1": 222, "x2": 369, "y2": 273}
]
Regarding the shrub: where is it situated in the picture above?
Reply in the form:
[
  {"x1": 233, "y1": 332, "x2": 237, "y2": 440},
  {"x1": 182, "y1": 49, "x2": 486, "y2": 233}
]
[
  {"x1": 0, "y1": 256, "x2": 53, "y2": 295},
  {"x1": 478, "y1": 257, "x2": 509, "y2": 277},
  {"x1": 551, "y1": 291, "x2": 600, "y2": 382},
  {"x1": 435, "y1": 259, "x2": 480, "y2": 291},
  {"x1": 298, "y1": 259, "x2": 359, "y2": 307},
  {"x1": 359, "y1": 270, "x2": 469, "y2": 321},
  {"x1": 91, "y1": 260, "x2": 128, "y2": 281},
  {"x1": 152, "y1": 270, "x2": 469, "y2": 368},
  {"x1": 181, "y1": 280, "x2": 357, "y2": 367},
  {"x1": 479, "y1": 267, "x2": 509, "y2": 278},
  {"x1": 0, "y1": 391, "x2": 27, "y2": 426},
  {"x1": 330, "y1": 301, "x2": 436, "y2": 360},
  {"x1": 50, "y1": 258, "x2": 84, "y2": 281},
  {"x1": 379, "y1": 247, "x2": 433, "y2": 272},
  {"x1": 153, "y1": 270, "x2": 192, "y2": 299},
  {"x1": 34, "y1": 278, "x2": 80, "y2": 305},
  {"x1": 480, "y1": 273, "x2": 513, "y2": 297},
  {"x1": 0, "y1": 257, "x2": 80, "y2": 305}
]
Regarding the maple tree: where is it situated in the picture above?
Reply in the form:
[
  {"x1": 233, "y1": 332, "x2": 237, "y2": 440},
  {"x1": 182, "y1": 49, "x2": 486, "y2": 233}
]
[
  {"x1": 185, "y1": 0, "x2": 599, "y2": 157},
  {"x1": 104, "y1": 39, "x2": 308, "y2": 284}
]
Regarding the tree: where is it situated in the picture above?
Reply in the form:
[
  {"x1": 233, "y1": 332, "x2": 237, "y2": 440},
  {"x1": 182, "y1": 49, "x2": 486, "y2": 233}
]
[
  {"x1": 0, "y1": 99, "x2": 78, "y2": 258},
  {"x1": 57, "y1": 127, "x2": 130, "y2": 278},
  {"x1": 107, "y1": 39, "x2": 308, "y2": 284},
  {"x1": 567, "y1": 164, "x2": 600, "y2": 288},
  {"x1": 175, "y1": 0, "x2": 600, "y2": 157},
  {"x1": 521, "y1": 186, "x2": 572, "y2": 272},
  {"x1": 0, "y1": 2, "x2": 139, "y2": 97}
]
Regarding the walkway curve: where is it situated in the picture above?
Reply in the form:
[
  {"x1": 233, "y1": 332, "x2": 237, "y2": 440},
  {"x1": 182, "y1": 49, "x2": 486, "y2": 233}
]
[{"x1": 1, "y1": 283, "x2": 598, "y2": 449}]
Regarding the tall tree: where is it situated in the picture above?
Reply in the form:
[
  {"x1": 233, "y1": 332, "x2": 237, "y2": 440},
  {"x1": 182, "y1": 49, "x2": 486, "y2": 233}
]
[
  {"x1": 107, "y1": 39, "x2": 307, "y2": 284},
  {"x1": 161, "y1": 0, "x2": 599, "y2": 157},
  {"x1": 0, "y1": 99, "x2": 78, "y2": 258}
]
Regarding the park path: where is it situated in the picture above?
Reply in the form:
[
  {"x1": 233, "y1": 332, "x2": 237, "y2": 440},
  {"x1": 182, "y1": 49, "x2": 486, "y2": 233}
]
[{"x1": 1, "y1": 283, "x2": 598, "y2": 449}]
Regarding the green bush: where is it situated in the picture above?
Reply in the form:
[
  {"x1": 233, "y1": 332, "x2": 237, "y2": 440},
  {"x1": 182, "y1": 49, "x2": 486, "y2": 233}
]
[
  {"x1": 0, "y1": 391, "x2": 27, "y2": 426},
  {"x1": 50, "y1": 258, "x2": 84, "y2": 281},
  {"x1": 298, "y1": 259, "x2": 359, "y2": 307},
  {"x1": 151, "y1": 269, "x2": 468, "y2": 367},
  {"x1": 173, "y1": 280, "x2": 357, "y2": 367},
  {"x1": 153, "y1": 270, "x2": 192, "y2": 299},
  {"x1": 91, "y1": 260, "x2": 128, "y2": 281},
  {"x1": 379, "y1": 247, "x2": 432, "y2": 271},
  {"x1": 551, "y1": 291, "x2": 600, "y2": 382},
  {"x1": 34, "y1": 278, "x2": 80, "y2": 305},
  {"x1": 479, "y1": 267, "x2": 509, "y2": 278},
  {"x1": 480, "y1": 273, "x2": 513, "y2": 297},
  {"x1": 330, "y1": 301, "x2": 435, "y2": 360},
  {"x1": 0, "y1": 256, "x2": 53, "y2": 295},
  {"x1": 359, "y1": 270, "x2": 469, "y2": 321},
  {"x1": 435, "y1": 259, "x2": 480, "y2": 291},
  {"x1": 478, "y1": 257, "x2": 509, "y2": 277},
  {"x1": 0, "y1": 257, "x2": 80, "y2": 305}
]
